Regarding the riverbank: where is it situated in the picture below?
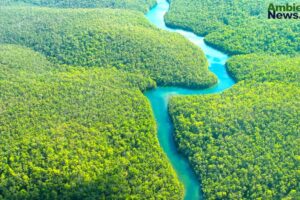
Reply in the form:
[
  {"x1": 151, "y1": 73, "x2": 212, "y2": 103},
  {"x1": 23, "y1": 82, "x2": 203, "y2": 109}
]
[{"x1": 144, "y1": 0, "x2": 235, "y2": 199}]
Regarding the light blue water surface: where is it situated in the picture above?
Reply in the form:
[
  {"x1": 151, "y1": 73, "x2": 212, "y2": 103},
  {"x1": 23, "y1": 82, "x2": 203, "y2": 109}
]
[{"x1": 144, "y1": 0, "x2": 235, "y2": 199}]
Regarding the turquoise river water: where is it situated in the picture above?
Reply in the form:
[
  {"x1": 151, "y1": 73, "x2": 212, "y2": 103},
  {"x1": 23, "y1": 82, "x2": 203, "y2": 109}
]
[{"x1": 144, "y1": 0, "x2": 235, "y2": 199}]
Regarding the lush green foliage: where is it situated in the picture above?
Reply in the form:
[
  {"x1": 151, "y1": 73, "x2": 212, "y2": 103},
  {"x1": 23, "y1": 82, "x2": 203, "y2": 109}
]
[
  {"x1": 0, "y1": 0, "x2": 156, "y2": 13},
  {"x1": 227, "y1": 54, "x2": 300, "y2": 85},
  {"x1": 0, "y1": 6, "x2": 216, "y2": 88},
  {"x1": 0, "y1": 44, "x2": 183, "y2": 199},
  {"x1": 169, "y1": 50, "x2": 300, "y2": 199},
  {"x1": 169, "y1": 82, "x2": 300, "y2": 199},
  {"x1": 165, "y1": 0, "x2": 300, "y2": 55},
  {"x1": 167, "y1": 1, "x2": 300, "y2": 198}
]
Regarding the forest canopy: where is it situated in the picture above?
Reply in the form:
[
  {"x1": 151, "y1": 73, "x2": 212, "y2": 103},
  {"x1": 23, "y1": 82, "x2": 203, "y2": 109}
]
[
  {"x1": 169, "y1": 48, "x2": 300, "y2": 199},
  {"x1": 226, "y1": 54, "x2": 300, "y2": 85},
  {"x1": 166, "y1": 4, "x2": 300, "y2": 197},
  {"x1": 165, "y1": 0, "x2": 300, "y2": 55},
  {"x1": 169, "y1": 82, "x2": 300, "y2": 199},
  {"x1": 0, "y1": 6, "x2": 216, "y2": 89},
  {"x1": 1, "y1": 0, "x2": 299, "y2": 199},
  {"x1": 0, "y1": 0, "x2": 156, "y2": 13},
  {"x1": 0, "y1": 44, "x2": 183, "y2": 199}
]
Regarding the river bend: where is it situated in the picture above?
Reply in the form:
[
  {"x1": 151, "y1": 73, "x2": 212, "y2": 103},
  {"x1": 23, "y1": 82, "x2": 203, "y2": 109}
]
[{"x1": 144, "y1": 0, "x2": 235, "y2": 199}]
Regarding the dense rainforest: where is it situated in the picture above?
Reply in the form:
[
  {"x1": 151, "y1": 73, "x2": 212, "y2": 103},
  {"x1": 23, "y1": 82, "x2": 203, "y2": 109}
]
[
  {"x1": 226, "y1": 54, "x2": 300, "y2": 85},
  {"x1": 1, "y1": 0, "x2": 300, "y2": 199},
  {"x1": 0, "y1": 44, "x2": 183, "y2": 199},
  {"x1": 170, "y1": 82, "x2": 300, "y2": 199},
  {"x1": 166, "y1": 1, "x2": 300, "y2": 199},
  {"x1": 0, "y1": 0, "x2": 155, "y2": 13},
  {"x1": 169, "y1": 53, "x2": 300, "y2": 199},
  {"x1": 0, "y1": 6, "x2": 216, "y2": 88},
  {"x1": 0, "y1": 1, "x2": 191, "y2": 199},
  {"x1": 165, "y1": 0, "x2": 300, "y2": 55}
]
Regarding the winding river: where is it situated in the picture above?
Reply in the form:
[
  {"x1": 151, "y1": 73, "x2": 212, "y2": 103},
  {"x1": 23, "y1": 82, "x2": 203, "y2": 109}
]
[{"x1": 144, "y1": 0, "x2": 235, "y2": 199}]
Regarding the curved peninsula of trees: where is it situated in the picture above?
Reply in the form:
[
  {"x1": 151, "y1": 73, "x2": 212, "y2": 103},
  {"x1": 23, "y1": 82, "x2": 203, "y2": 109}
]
[{"x1": 0, "y1": 6, "x2": 216, "y2": 89}]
